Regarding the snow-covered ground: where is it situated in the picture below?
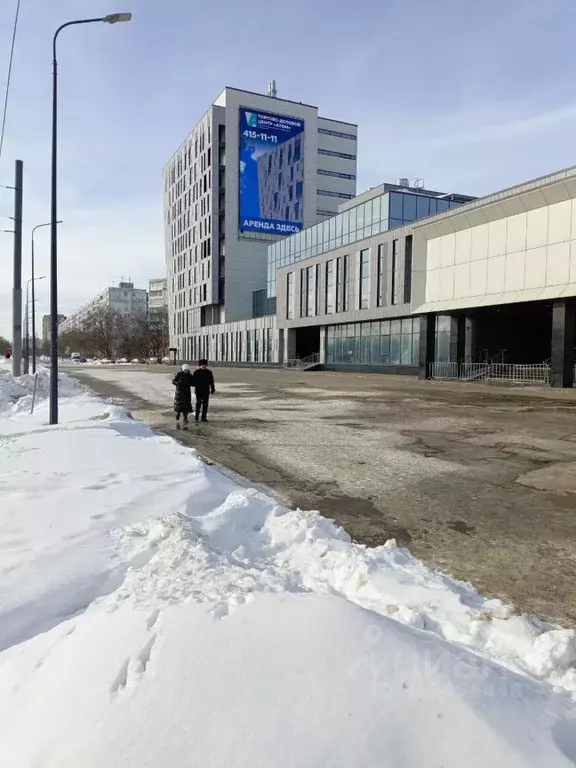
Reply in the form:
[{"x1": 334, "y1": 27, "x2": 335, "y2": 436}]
[{"x1": 1, "y1": 364, "x2": 576, "y2": 766}]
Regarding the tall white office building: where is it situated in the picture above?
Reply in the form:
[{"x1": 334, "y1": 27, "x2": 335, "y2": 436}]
[{"x1": 163, "y1": 85, "x2": 358, "y2": 361}]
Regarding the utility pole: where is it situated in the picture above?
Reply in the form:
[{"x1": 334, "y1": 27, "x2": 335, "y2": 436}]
[{"x1": 12, "y1": 159, "x2": 23, "y2": 377}]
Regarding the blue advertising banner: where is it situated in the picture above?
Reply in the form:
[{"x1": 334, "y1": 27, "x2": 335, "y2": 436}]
[{"x1": 239, "y1": 108, "x2": 304, "y2": 234}]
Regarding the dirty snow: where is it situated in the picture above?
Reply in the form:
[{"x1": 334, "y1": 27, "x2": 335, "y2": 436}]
[{"x1": 1, "y1": 368, "x2": 576, "y2": 766}]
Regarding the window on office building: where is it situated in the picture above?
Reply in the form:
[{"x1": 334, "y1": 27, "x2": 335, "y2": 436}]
[
  {"x1": 377, "y1": 243, "x2": 387, "y2": 307},
  {"x1": 307, "y1": 265, "x2": 316, "y2": 317},
  {"x1": 435, "y1": 315, "x2": 451, "y2": 363},
  {"x1": 325, "y1": 260, "x2": 334, "y2": 314},
  {"x1": 318, "y1": 148, "x2": 356, "y2": 160},
  {"x1": 325, "y1": 318, "x2": 420, "y2": 367},
  {"x1": 391, "y1": 240, "x2": 398, "y2": 305},
  {"x1": 404, "y1": 235, "x2": 413, "y2": 304},
  {"x1": 343, "y1": 255, "x2": 350, "y2": 311},
  {"x1": 359, "y1": 249, "x2": 370, "y2": 310},
  {"x1": 286, "y1": 272, "x2": 295, "y2": 319},
  {"x1": 318, "y1": 127, "x2": 356, "y2": 140},
  {"x1": 335, "y1": 257, "x2": 342, "y2": 312}
]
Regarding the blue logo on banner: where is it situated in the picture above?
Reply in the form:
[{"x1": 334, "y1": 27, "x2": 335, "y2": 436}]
[{"x1": 238, "y1": 107, "x2": 304, "y2": 235}]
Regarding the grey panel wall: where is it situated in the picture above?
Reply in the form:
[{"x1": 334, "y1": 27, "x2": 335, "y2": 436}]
[{"x1": 276, "y1": 223, "x2": 418, "y2": 329}]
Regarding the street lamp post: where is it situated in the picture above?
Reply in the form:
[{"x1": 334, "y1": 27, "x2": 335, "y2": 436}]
[
  {"x1": 32, "y1": 221, "x2": 61, "y2": 374},
  {"x1": 24, "y1": 280, "x2": 30, "y2": 374},
  {"x1": 50, "y1": 12, "x2": 132, "y2": 425},
  {"x1": 25, "y1": 275, "x2": 46, "y2": 373}
]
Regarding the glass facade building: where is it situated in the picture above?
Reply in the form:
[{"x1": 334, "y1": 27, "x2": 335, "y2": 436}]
[
  {"x1": 266, "y1": 190, "x2": 465, "y2": 298},
  {"x1": 326, "y1": 317, "x2": 420, "y2": 367}
]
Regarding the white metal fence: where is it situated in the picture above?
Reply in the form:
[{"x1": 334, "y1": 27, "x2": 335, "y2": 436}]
[
  {"x1": 486, "y1": 363, "x2": 551, "y2": 385},
  {"x1": 429, "y1": 362, "x2": 459, "y2": 380},
  {"x1": 430, "y1": 361, "x2": 552, "y2": 386},
  {"x1": 282, "y1": 353, "x2": 321, "y2": 371}
]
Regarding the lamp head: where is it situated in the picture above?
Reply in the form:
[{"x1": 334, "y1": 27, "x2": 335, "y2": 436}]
[{"x1": 103, "y1": 13, "x2": 132, "y2": 23}]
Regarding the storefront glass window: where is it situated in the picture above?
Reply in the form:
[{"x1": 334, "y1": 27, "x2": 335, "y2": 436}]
[{"x1": 325, "y1": 317, "x2": 419, "y2": 366}]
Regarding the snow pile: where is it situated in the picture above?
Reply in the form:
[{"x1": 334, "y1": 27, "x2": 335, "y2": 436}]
[
  {"x1": 1, "y1": 371, "x2": 576, "y2": 766},
  {"x1": 0, "y1": 366, "x2": 82, "y2": 415},
  {"x1": 105, "y1": 500, "x2": 576, "y2": 693}
]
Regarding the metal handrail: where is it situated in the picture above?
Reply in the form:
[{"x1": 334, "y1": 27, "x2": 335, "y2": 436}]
[{"x1": 283, "y1": 353, "x2": 320, "y2": 370}]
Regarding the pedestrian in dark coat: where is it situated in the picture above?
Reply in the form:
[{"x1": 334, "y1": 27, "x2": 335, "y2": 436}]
[
  {"x1": 191, "y1": 359, "x2": 215, "y2": 422},
  {"x1": 172, "y1": 364, "x2": 194, "y2": 428}
]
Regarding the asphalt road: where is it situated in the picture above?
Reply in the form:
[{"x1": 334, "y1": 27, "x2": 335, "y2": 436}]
[{"x1": 71, "y1": 364, "x2": 576, "y2": 627}]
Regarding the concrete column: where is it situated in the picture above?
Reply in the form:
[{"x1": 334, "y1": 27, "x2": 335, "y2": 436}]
[
  {"x1": 418, "y1": 314, "x2": 435, "y2": 380},
  {"x1": 464, "y1": 315, "x2": 476, "y2": 359},
  {"x1": 551, "y1": 299, "x2": 575, "y2": 388},
  {"x1": 319, "y1": 326, "x2": 327, "y2": 364},
  {"x1": 277, "y1": 328, "x2": 284, "y2": 364}
]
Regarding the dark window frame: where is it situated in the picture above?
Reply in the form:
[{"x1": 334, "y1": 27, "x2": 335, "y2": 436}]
[{"x1": 404, "y1": 235, "x2": 413, "y2": 304}]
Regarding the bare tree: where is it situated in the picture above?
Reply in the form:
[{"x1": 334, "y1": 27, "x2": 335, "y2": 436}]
[
  {"x1": 82, "y1": 306, "x2": 116, "y2": 359},
  {"x1": 147, "y1": 307, "x2": 169, "y2": 362},
  {"x1": 57, "y1": 305, "x2": 169, "y2": 362},
  {"x1": 59, "y1": 327, "x2": 97, "y2": 357}
]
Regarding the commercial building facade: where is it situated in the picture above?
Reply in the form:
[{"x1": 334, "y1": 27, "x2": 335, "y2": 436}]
[
  {"x1": 275, "y1": 165, "x2": 576, "y2": 386},
  {"x1": 414, "y1": 165, "x2": 576, "y2": 387},
  {"x1": 180, "y1": 181, "x2": 472, "y2": 368},
  {"x1": 60, "y1": 282, "x2": 148, "y2": 333},
  {"x1": 163, "y1": 85, "x2": 358, "y2": 361}
]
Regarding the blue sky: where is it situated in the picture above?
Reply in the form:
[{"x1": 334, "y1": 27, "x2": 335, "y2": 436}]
[{"x1": 1, "y1": 0, "x2": 576, "y2": 339}]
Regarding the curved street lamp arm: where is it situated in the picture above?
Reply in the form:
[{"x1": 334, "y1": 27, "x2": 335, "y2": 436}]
[{"x1": 53, "y1": 18, "x2": 106, "y2": 60}]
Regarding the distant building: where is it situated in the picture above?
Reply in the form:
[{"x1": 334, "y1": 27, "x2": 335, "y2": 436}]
[
  {"x1": 148, "y1": 277, "x2": 168, "y2": 316},
  {"x1": 42, "y1": 314, "x2": 66, "y2": 343},
  {"x1": 60, "y1": 282, "x2": 148, "y2": 333}
]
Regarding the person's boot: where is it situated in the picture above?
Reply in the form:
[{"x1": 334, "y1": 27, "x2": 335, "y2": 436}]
[
  {"x1": 176, "y1": 420, "x2": 181, "y2": 430},
  {"x1": 183, "y1": 418, "x2": 188, "y2": 430}
]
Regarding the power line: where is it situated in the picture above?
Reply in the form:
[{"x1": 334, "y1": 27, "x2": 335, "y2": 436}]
[{"x1": 0, "y1": 0, "x2": 22, "y2": 164}]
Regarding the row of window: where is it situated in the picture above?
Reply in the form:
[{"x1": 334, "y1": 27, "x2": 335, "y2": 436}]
[
  {"x1": 326, "y1": 319, "x2": 420, "y2": 367},
  {"x1": 284, "y1": 234, "x2": 413, "y2": 318},
  {"x1": 287, "y1": 254, "x2": 351, "y2": 319},
  {"x1": 318, "y1": 188, "x2": 355, "y2": 200},
  {"x1": 317, "y1": 148, "x2": 356, "y2": 161},
  {"x1": 318, "y1": 127, "x2": 356, "y2": 141},
  {"x1": 165, "y1": 124, "x2": 211, "y2": 192},
  {"x1": 180, "y1": 328, "x2": 275, "y2": 364},
  {"x1": 267, "y1": 191, "x2": 463, "y2": 297},
  {"x1": 318, "y1": 169, "x2": 356, "y2": 180},
  {"x1": 180, "y1": 127, "x2": 210, "y2": 174}
]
